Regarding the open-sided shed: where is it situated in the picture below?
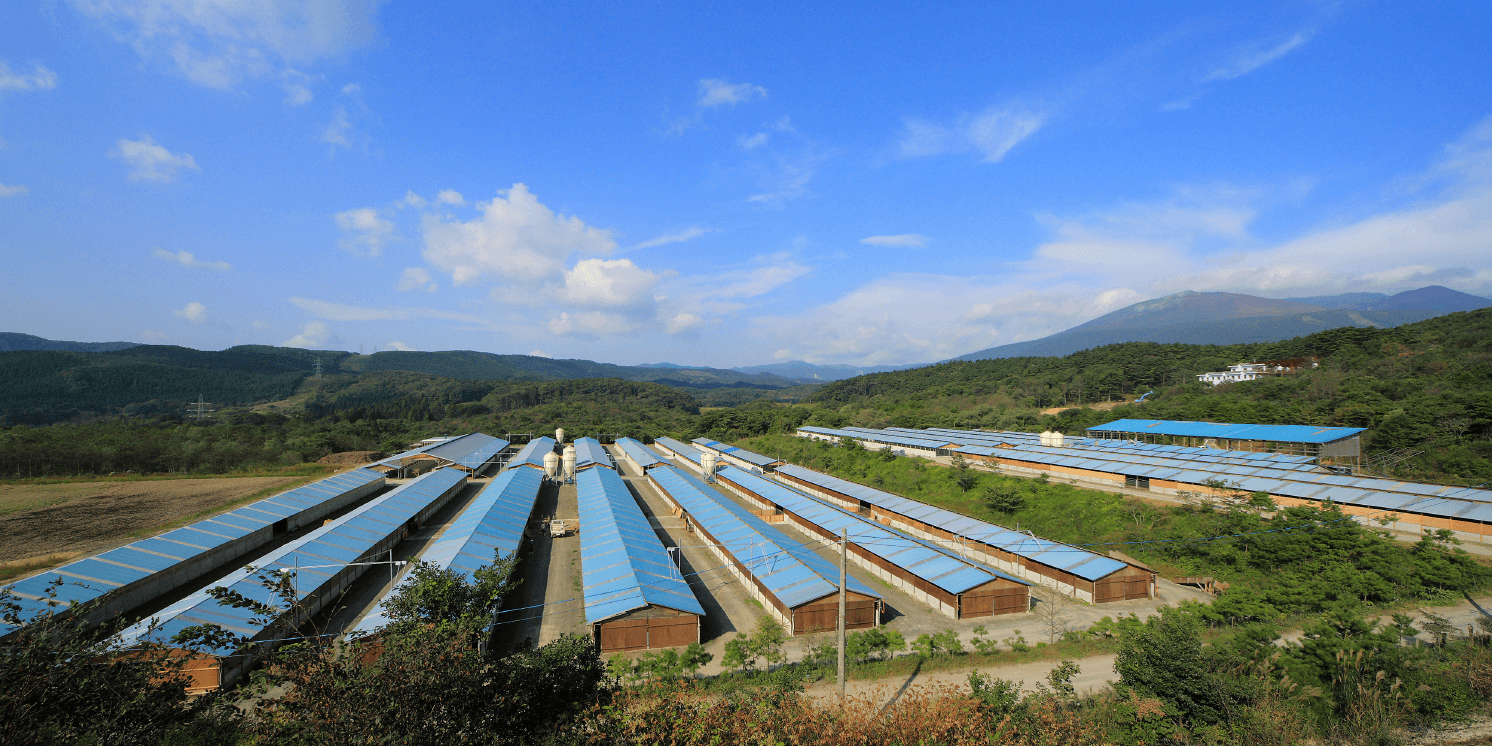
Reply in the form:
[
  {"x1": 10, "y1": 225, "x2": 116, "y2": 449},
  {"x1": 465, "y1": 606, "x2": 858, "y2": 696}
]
[
  {"x1": 116, "y1": 468, "x2": 469, "y2": 692},
  {"x1": 1, "y1": 467, "x2": 386, "y2": 638}
]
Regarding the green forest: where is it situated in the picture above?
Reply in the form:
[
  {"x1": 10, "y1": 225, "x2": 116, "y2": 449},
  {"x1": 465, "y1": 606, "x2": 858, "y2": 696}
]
[{"x1": 1, "y1": 309, "x2": 1488, "y2": 482}]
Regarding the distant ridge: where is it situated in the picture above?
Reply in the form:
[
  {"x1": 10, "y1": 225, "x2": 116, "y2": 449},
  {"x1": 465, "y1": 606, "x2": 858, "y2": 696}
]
[
  {"x1": 0, "y1": 332, "x2": 139, "y2": 353},
  {"x1": 731, "y1": 360, "x2": 919, "y2": 382},
  {"x1": 952, "y1": 285, "x2": 1492, "y2": 361}
]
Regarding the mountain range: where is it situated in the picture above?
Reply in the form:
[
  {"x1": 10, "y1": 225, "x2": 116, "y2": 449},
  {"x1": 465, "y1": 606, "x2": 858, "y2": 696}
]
[
  {"x1": 950, "y1": 285, "x2": 1492, "y2": 361},
  {"x1": 6, "y1": 285, "x2": 1490, "y2": 389}
]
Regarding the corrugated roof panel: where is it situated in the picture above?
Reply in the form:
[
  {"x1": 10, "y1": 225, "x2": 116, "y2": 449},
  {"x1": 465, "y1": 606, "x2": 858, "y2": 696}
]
[
  {"x1": 508, "y1": 437, "x2": 557, "y2": 470},
  {"x1": 571, "y1": 437, "x2": 612, "y2": 470},
  {"x1": 1, "y1": 468, "x2": 385, "y2": 635},
  {"x1": 1087, "y1": 419, "x2": 1365, "y2": 444},
  {"x1": 718, "y1": 466, "x2": 1025, "y2": 595},
  {"x1": 773, "y1": 464, "x2": 1129, "y2": 582},
  {"x1": 616, "y1": 437, "x2": 663, "y2": 469},
  {"x1": 578, "y1": 467, "x2": 704, "y2": 623},
  {"x1": 117, "y1": 468, "x2": 466, "y2": 654},
  {"x1": 648, "y1": 466, "x2": 879, "y2": 608}
]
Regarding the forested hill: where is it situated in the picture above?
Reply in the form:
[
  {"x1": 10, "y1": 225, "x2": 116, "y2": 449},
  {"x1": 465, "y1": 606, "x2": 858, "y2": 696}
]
[
  {"x1": 807, "y1": 309, "x2": 1492, "y2": 479},
  {"x1": 0, "y1": 343, "x2": 800, "y2": 426}
]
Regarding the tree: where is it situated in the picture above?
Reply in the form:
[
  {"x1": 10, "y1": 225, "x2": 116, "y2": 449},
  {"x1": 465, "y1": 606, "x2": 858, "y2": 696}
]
[
  {"x1": 1031, "y1": 586, "x2": 1077, "y2": 643},
  {"x1": 1114, "y1": 604, "x2": 1248, "y2": 726},
  {"x1": 950, "y1": 452, "x2": 978, "y2": 491},
  {"x1": 722, "y1": 617, "x2": 787, "y2": 672},
  {"x1": 0, "y1": 583, "x2": 240, "y2": 744},
  {"x1": 380, "y1": 548, "x2": 520, "y2": 633},
  {"x1": 983, "y1": 482, "x2": 1026, "y2": 515}
]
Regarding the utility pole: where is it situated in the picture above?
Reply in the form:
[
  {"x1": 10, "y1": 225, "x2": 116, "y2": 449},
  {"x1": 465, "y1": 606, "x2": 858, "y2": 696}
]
[
  {"x1": 838, "y1": 527, "x2": 847, "y2": 698},
  {"x1": 187, "y1": 394, "x2": 214, "y2": 421}
]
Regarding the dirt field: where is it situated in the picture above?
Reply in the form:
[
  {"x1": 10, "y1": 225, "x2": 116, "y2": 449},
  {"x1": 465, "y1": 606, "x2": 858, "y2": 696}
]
[{"x1": 0, "y1": 476, "x2": 307, "y2": 565}]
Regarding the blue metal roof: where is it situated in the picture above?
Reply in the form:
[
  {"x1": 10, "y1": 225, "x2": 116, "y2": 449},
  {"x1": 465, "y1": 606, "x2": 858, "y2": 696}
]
[
  {"x1": 798, "y1": 426, "x2": 952, "y2": 451},
  {"x1": 120, "y1": 468, "x2": 468, "y2": 654},
  {"x1": 508, "y1": 437, "x2": 556, "y2": 470},
  {"x1": 647, "y1": 466, "x2": 879, "y2": 609},
  {"x1": 616, "y1": 437, "x2": 663, "y2": 470},
  {"x1": 987, "y1": 440, "x2": 1492, "y2": 522},
  {"x1": 1, "y1": 467, "x2": 385, "y2": 634},
  {"x1": 571, "y1": 437, "x2": 612, "y2": 470},
  {"x1": 718, "y1": 466, "x2": 1027, "y2": 595},
  {"x1": 654, "y1": 437, "x2": 704, "y2": 467},
  {"x1": 695, "y1": 439, "x2": 787, "y2": 469},
  {"x1": 1087, "y1": 419, "x2": 1365, "y2": 444},
  {"x1": 422, "y1": 432, "x2": 510, "y2": 471},
  {"x1": 577, "y1": 467, "x2": 704, "y2": 623},
  {"x1": 351, "y1": 467, "x2": 544, "y2": 635},
  {"x1": 773, "y1": 464, "x2": 1129, "y2": 582},
  {"x1": 692, "y1": 437, "x2": 738, "y2": 454}
]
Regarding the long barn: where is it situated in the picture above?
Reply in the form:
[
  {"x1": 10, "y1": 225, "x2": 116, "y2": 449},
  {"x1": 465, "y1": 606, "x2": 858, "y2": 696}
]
[
  {"x1": 773, "y1": 464, "x2": 1154, "y2": 603},
  {"x1": 715, "y1": 465, "x2": 1029, "y2": 619}
]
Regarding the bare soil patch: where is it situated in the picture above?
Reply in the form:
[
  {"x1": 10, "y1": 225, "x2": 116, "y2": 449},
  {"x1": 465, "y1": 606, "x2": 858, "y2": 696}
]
[
  {"x1": 1040, "y1": 401, "x2": 1125, "y2": 416},
  {"x1": 318, "y1": 451, "x2": 383, "y2": 466},
  {"x1": 0, "y1": 476, "x2": 305, "y2": 566}
]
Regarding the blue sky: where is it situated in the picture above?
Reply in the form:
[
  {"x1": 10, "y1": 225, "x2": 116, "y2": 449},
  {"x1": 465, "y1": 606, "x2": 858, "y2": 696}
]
[{"x1": 2, "y1": 2, "x2": 1491, "y2": 368}]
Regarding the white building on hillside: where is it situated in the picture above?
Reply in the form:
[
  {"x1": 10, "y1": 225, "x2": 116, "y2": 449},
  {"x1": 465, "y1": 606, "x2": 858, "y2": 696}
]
[{"x1": 1197, "y1": 358, "x2": 1319, "y2": 386}]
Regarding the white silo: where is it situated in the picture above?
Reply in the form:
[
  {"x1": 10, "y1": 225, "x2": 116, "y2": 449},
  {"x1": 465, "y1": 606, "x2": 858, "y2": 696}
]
[
  {"x1": 701, "y1": 450, "x2": 719, "y2": 482},
  {"x1": 555, "y1": 428, "x2": 565, "y2": 444},
  {"x1": 561, "y1": 445, "x2": 577, "y2": 483},
  {"x1": 542, "y1": 451, "x2": 560, "y2": 481}
]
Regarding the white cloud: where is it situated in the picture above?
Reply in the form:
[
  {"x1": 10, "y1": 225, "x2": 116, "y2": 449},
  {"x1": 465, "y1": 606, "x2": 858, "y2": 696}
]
[
  {"x1": 698, "y1": 79, "x2": 766, "y2": 107},
  {"x1": 0, "y1": 61, "x2": 58, "y2": 91},
  {"x1": 67, "y1": 0, "x2": 382, "y2": 88},
  {"x1": 548, "y1": 310, "x2": 649, "y2": 336},
  {"x1": 558, "y1": 258, "x2": 660, "y2": 309},
  {"x1": 153, "y1": 247, "x2": 230, "y2": 271},
  {"x1": 528, "y1": 348, "x2": 552, "y2": 358},
  {"x1": 386, "y1": 340, "x2": 415, "y2": 351},
  {"x1": 712, "y1": 260, "x2": 810, "y2": 299},
  {"x1": 289, "y1": 297, "x2": 504, "y2": 331},
  {"x1": 113, "y1": 135, "x2": 199, "y2": 182},
  {"x1": 436, "y1": 189, "x2": 466, "y2": 206},
  {"x1": 252, "y1": 320, "x2": 270, "y2": 330},
  {"x1": 422, "y1": 183, "x2": 617, "y2": 285},
  {"x1": 761, "y1": 116, "x2": 1492, "y2": 365},
  {"x1": 0, "y1": 183, "x2": 29, "y2": 197},
  {"x1": 282, "y1": 320, "x2": 335, "y2": 348},
  {"x1": 900, "y1": 104, "x2": 1045, "y2": 163},
  {"x1": 396, "y1": 267, "x2": 437, "y2": 292},
  {"x1": 398, "y1": 190, "x2": 426, "y2": 208},
  {"x1": 665, "y1": 312, "x2": 704, "y2": 334},
  {"x1": 321, "y1": 106, "x2": 352, "y2": 149},
  {"x1": 967, "y1": 106, "x2": 1045, "y2": 163},
  {"x1": 746, "y1": 157, "x2": 816, "y2": 206},
  {"x1": 632, "y1": 226, "x2": 710, "y2": 250},
  {"x1": 281, "y1": 69, "x2": 317, "y2": 104},
  {"x1": 860, "y1": 234, "x2": 929, "y2": 248},
  {"x1": 334, "y1": 207, "x2": 393, "y2": 256},
  {"x1": 1205, "y1": 31, "x2": 1312, "y2": 82},
  {"x1": 738, "y1": 132, "x2": 770, "y2": 150},
  {"x1": 173, "y1": 301, "x2": 207, "y2": 323}
]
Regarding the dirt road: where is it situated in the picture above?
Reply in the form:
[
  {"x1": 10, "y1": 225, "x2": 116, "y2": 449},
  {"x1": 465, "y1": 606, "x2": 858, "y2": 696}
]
[{"x1": 802, "y1": 595, "x2": 1492, "y2": 709}]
